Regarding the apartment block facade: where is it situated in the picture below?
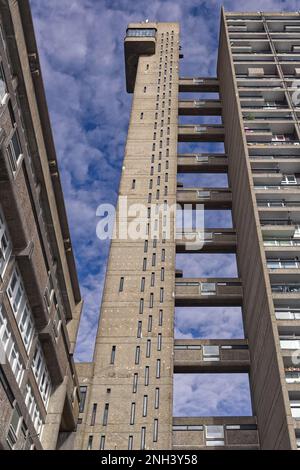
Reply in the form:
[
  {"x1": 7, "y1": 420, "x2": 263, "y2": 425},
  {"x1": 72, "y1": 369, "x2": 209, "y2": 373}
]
[
  {"x1": 74, "y1": 9, "x2": 300, "y2": 451},
  {"x1": 0, "y1": 1, "x2": 82, "y2": 450}
]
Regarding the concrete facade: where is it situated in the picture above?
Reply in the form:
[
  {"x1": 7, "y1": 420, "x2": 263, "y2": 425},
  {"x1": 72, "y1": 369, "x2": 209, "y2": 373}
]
[
  {"x1": 0, "y1": 0, "x2": 82, "y2": 450},
  {"x1": 74, "y1": 11, "x2": 300, "y2": 451}
]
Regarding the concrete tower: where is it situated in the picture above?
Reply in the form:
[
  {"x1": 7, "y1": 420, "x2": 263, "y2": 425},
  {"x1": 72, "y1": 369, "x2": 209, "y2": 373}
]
[{"x1": 75, "y1": 9, "x2": 300, "y2": 451}]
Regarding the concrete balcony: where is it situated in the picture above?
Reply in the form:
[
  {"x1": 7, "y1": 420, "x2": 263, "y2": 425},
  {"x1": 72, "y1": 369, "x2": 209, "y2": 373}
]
[
  {"x1": 177, "y1": 154, "x2": 228, "y2": 173},
  {"x1": 173, "y1": 339, "x2": 250, "y2": 373},
  {"x1": 175, "y1": 278, "x2": 243, "y2": 306},
  {"x1": 178, "y1": 99, "x2": 222, "y2": 116},
  {"x1": 177, "y1": 188, "x2": 232, "y2": 209},
  {"x1": 179, "y1": 77, "x2": 219, "y2": 92},
  {"x1": 245, "y1": 130, "x2": 273, "y2": 142},
  {"x1": 178, "y1": 125, "x2": 224, "y2": 142},
  {"x1": 172, "y1": 417, "x2": 259, "y2": 450},
  {"x1": 175, "y1": 229, "x2": 237, "y2": 253},
  {"x1": 252, "y1": 171, "x2": 283, "y2": 184}
]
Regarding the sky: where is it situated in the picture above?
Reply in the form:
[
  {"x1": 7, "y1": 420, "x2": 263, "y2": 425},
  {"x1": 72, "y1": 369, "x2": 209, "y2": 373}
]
[{"x1": 29, "y1": 0, "x2": 298, "y2": 417}]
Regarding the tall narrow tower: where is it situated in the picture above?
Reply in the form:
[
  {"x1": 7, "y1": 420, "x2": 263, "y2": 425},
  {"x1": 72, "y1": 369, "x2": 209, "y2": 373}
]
[{"x1": 75, "y1": 10, "x2": 300, "y2": 451}]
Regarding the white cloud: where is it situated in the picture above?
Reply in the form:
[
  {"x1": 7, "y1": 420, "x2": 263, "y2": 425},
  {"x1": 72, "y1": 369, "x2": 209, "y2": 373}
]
[{"x1": 173, "y1": 373, "x2": 252, "y2": 416}]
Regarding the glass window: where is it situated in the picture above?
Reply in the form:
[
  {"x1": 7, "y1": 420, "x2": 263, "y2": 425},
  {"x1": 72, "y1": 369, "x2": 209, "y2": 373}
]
[
  {"x1": 0, "y1": 209, "x2": 12, "y2": 277},
  {"x1": 0, "y1": 62, "x2": 7, "y2": 102},
  {"x1": 31, "y1": 342, "x2": 51, "y2": 406},
  {"x1": 126, "y1": 28, "x2": 156, "y2": 38},
  {"x1": 205, "y1": 425, "x2": 224, "y2": 439},
  {"x1": 7, "y1": 129, "x2": 22, "y2": 173},
  {"x1": 79, "y1": 386, "x2": 87, "y2": 413}
]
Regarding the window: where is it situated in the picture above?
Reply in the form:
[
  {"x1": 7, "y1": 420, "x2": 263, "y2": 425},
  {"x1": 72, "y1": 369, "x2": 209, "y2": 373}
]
[
  {"x1": 130, "y1": 402, "x2": 136, "y2": 425},
  {"x1": 161, "y1": 267, "x2": 165, "y2": 281},
  {"x1": 91, "y1": 403, "x2": 97, "y2": 426},
  {"x1": 100, "y1": 435, "x2": 105, "y2": 450},
  {"x1": 150, "y1": 272, "x2": 155, "y2": 287},
  {"x1": 7, "y1": 406, "x2": 22, "y2": 448},
  {"x1": 103, "y1": 403, "x2": 109, "y2": 426},
  {"x1": 160, "y1": 288, "x2": 164, "y2": 303},
  {"x1": 143, "y1": 86, "x2": 147, "y2": 93},
  {"x1": 145, "y1": 366, "x2": 149, "y2": 386},
  {"x1": 141, "y1": 427, "x2": 146, "y2": 450},
  {"x1": 155, "y1": 388, "x2": 160, "y2": 409},
  {"x1": 44, "y1": 275, "x2": 54, "y2": 311},
  {"x1": 282, "y1": 175, "x2": 297, "y2": 185},
  {"x1": 128, "y1": 435, "x2": 133, "y2": 450},
  {"x1": 0, "y1": 62, "x2": 7, "y2": 103},
  {"x1": 7, "y1": 266, "x2": 35, "y2": 351},
  {"x1": 161, "y1": 249, "x2": 165, "y2": 262},
  {"x1": 290, "y1": 400, "x2": 300, "y2": 418},
  {"x1": 24, "y1": 385, "x2": 43, "y2": 434},
  {"x1": 144, "y1": 240, "x2": 148, "y2": 253},
  {"x1": 32, "y1": 343, "x2": 52, "y2": 406},
  {"x1": 203, "y1": 345, "x2": 220, "y2": 361},
  {"x1": 146, "y1": 339, "x2": 151, "y2": 358},
  {"x1": 148, "y1": 315, "x2": 153, "y2": 332},
  {"x1": 126, "y1": 28, "x2": 156, "y2": 38},
  {"x1": 135, "y1": 346, "x2": 141, "y2": 364},
  {"x1": 143, "y1": 395, "x2": 148, "y2": 417},
  {"x1": 153, "y1": 419, "x2": 158, "y2": 442},
  {"x1": 119, "y1": 276, "x2": 124, "y2": 292},
  {"x1": 157, "y1": 333, "x2": 162, "y2": 351},
  {"x1": 139, "y1": 298, "x2": 144, "y2": 314},
  {"x1": 0, "y1": 306, "x2": 24, "y2": 387},
  {"x1": 79, "y1": 386, "x2": 87, "y2": 413},
  {"x1": 159, "y1": 310, "x2": 163, "y2": 326},
  {"x1": 110, "y1": 346, "x2": 116, "y2": 364},
  {"x1": 133, "y1": 373, "x2": 138, "y2": 393},
  {"x1": 205, "y1": 425, "x2": 224, "y2": 446},
  {"x1": 7, "y1": 129, "x2": 22, "y2": 173},
  {"x1": 0, "y1": 208, "x2": 12, "y2": 278},
  {"x1": 143, "y1": 258, "x2": 147, "y2": 271},
  {"x1": 149, "y1": 293, "x2": 154, "y2": 308},
  {"x1": 137, "y1": 321, "x2": 142, "y2": 338},
  {"x1": 156, "y1": 359, "x2": 161, "y2": 378},
  {"x1": 140, "y1": 112, "x2": 144, "y2": 120},
  {"x1": 53, "y1": 306, "x2": 62, "y2": 339},
  {"x1": 152, "y1": 253, "x2": 156, "y2": 266},
  {"x1": 87, "y1": 435, "x2": 93, "y2": 450},
  {"x1": 140, "y1": 277, "x2": 145, "y2": 292},
  {"x1": 9, "y1": 344, "x2": 24, "y2": 386}
]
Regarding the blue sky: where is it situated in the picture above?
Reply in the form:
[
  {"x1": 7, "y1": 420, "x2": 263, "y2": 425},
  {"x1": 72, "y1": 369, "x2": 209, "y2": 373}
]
[{"x1": 29, "y1": 0, "x2": 298, "y2": 417}]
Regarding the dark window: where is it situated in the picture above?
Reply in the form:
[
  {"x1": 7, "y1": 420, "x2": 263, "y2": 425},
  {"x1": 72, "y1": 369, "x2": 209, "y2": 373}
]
[{"x1": 79, "y1": 386, "x2": 87, "y2": 413}]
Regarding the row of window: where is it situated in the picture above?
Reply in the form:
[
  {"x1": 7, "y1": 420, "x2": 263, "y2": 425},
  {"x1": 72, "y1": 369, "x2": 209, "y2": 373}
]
[
  {"x1": 87, "y1": 420, "x2": 159, "y2": 450},
  {"x1": 0, "y1": 304, "x2": 24, "y2": 386}
]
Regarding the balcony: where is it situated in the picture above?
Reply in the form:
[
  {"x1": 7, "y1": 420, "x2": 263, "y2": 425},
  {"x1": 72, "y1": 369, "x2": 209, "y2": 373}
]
[
  {"x1": 271, "y1": 284, "x2": 300, "y2": 305},
  {"x1": 177, "y1": 154, "x2": 228, "y2": 173},
  {"x1": 175, "y1": 278, "x2": 243, "y2": 307},
  {"x1": 175, "y1": 229, "x2": 236, "y2": 253},
  {"x1": 179, "y1": 77, "x2": 219, "y2": 92},
  {"x1": 176, "y1": 188, "x2": 232, "y2": 209},
  {"x1": 178, "y1": 125, "x2": 224, "y2": 142},
  {"x1": 264, "y1": 238, "x2": 300, "y2": 258},
  {"x1": 174, "y1": 339, "x2": 250, "y2": 373},
  {"x1": 178, "y1": 100, "x2": 222, "y2": 116},
  {"x1": 124, "y1": 25, "x2": 156, "y2": 93},
  {"x1": 172, "y1": 417, "x2": 259, "y2": 450}
]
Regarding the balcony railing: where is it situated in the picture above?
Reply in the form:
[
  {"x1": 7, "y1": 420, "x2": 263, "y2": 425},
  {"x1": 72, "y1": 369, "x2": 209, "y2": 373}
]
[
  {"x1": 264, "y1": 239, "x2": 300, "y2": 247},
  {"x1": 267, "y1": 259, "x2": 300, "y2": 269},
  {"x1": 276, "y1": 309, "x2": 300, "y2": 320},
  {"x1": 271, "y1": 284, "x2": 300, "y2": 293},
  {"x1": 258, "y1": 201, "x2": 300, "y2": 207}
]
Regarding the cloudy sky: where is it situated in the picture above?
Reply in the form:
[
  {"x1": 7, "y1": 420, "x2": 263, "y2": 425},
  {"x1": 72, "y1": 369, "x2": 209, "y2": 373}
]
[{"x1": 29, "y1": 0, "x2": 298, "y2": 417}]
